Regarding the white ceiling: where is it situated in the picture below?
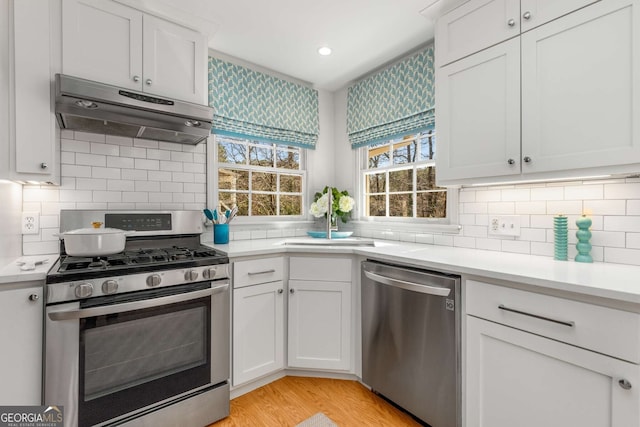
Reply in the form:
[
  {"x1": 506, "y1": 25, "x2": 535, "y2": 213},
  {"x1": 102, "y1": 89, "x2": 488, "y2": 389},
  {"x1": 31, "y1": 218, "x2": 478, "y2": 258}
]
[{"x1": 136, "y1": 0, "x2": 464, "y2": 91}]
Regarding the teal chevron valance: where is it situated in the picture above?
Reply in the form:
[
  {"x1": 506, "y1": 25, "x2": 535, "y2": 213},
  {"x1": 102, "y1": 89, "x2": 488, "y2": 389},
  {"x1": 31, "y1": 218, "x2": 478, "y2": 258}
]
[
  {"x1": 208, "y1": 57, "x2": 319, "y2": 149},
  {"x1": 347, "y1": 46, "x2": 435, "y2": 148}
]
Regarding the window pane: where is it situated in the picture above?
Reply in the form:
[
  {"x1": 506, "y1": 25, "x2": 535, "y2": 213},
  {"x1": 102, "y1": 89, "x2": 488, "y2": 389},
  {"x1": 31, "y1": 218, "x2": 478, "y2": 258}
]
[
  {"x1": 252, "y1": 172, "x2": 277, "y2": 192},
  {"x1": 280, "y1": 174, "x2": 302, "y2": 193},
  {"x1": 367, "y1": 173, "x2": 386, "y2": 193},
  {"x1": 279, "y1": 195, "x2": 302, "y2": 215},
  {"x1": 219, "y1": 192, "x2": 248, "y2": 216},
  {"x1": 367, "y1": 195, "x2": 386, "y2": 216},
  {"x1": 368, "y1": 144, "x2": 390, "y2": 169},
  {"x1": 416, "y1": 166, "x2": 441, "y2": 191},
  {"x1": 249, "y1": 146, "x2": 274, "y2": 167},
  {"x1": 389, "y1": 193, "x2": 413, "y2": 217},
  {"x1": 218, "y1": 169, "x2": 249, "y2": 191},
  {"x1": 419, "y1": 132, "x2": 436, "y2": 161},
  {"x1": 218, "y1": 140, "x2": 246, "y2": 164},
  {"x1": 392, "y1": 140, "x2": 417, "y2": 164},
  {"x1": 417, "y1": 191, "x2": 447, "y2": 218},
  {"x1": 389, "y1": 169, "x2": 412, "y2": 192},
  {"x1": 276, "y1": 150, "x2": 300, "y2": 169},
  {"x1": 251, "y1": 194, "x2": 277, "y2": 216}
]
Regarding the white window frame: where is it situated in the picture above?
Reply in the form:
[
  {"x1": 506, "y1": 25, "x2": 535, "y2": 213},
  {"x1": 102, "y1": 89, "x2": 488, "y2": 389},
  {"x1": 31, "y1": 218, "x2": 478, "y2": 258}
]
[
  {"x1": 207, "y1": 135, "x2": 308, "y2": 224},
  {"x1": 357, "y1": 131, "x2": 459, "y2": 230}
]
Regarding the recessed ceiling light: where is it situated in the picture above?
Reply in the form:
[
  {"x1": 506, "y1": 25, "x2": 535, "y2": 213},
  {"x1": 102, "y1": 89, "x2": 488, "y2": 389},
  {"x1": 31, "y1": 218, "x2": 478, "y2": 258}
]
[{"x1": 318, "y1": 46, "x2": 332, "y2": 56}]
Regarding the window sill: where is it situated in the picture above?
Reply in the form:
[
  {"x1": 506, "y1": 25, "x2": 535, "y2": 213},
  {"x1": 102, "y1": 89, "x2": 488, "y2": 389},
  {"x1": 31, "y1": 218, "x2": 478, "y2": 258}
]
[{"x1": 350, "y1": 219, "x2": 461, "y2": 235}]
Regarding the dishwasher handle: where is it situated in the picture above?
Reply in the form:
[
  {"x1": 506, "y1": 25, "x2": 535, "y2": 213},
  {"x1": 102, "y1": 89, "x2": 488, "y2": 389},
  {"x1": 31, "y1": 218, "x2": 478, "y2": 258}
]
[{"x1": 364, "y1": 270, "x2": 451, "y2": 297}]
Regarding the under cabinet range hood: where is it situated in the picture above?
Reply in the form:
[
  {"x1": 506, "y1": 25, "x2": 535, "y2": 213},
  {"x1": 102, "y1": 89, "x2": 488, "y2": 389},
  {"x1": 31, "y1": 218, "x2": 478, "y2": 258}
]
[{"x1": 54, "y1": 74, "x2": 213, "y2": 145}]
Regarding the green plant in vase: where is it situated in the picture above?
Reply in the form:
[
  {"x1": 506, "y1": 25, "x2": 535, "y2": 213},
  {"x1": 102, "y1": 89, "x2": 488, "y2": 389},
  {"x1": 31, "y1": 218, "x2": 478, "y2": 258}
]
[{"x1": 309, "y1": 186, "x2": 355, "y2": 227}]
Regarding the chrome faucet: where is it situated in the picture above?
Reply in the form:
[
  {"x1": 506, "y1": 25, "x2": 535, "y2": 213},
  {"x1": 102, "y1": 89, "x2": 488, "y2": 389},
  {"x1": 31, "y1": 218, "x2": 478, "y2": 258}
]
[{"x1": 326, "y1": 189, "x2": 337, "y2": 240}]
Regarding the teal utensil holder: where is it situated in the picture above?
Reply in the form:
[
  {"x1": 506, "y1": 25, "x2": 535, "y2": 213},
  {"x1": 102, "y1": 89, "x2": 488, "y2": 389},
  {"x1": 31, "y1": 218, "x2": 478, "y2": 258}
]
[
  {"x1": 553, "y1": 215, "x2": 568, "y2": 261},
  {"x1": 575, "y1": 215, "x2": 593, "y2": 263},
  {"x1": 214, "y1": 223, "x2": 229, "y2": 244}
]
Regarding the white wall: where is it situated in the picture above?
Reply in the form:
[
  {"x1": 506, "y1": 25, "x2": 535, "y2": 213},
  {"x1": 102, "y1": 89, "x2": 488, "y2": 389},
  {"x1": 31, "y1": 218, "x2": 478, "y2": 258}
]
[{"x1": 0, "y1": 181, "x2": 23, "y2": 259}]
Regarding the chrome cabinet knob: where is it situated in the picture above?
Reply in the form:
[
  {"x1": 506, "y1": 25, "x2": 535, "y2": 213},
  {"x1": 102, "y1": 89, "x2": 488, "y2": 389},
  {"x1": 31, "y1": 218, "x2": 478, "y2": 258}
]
[
  {"x1": 146, "y1": 274, "x2": 161, "y2": 287},
  {"x1": 146, "y1": 78, "x2": 152, "y2": 86},
  {"x1": 523, "y1": 11, "x2": 531, "y2": 20},
  {"x1": 40, "y1": 162, "x2": 48, "y2": 169},
  {"x1": 102, "y1": 280, "x2": 118, "y2": 294},
  {"x1": 523, "y1": 156, "x2": 532, "y2": 163},
  {"x1": 289, "y1": 288, "x2": 295, "y2": 294},
  {"x1": 202, "y1": 268, "x2": 217, "y2": 280},
  {"x1": 133, "y1": 75, "x2": 140, "y2": 82},
  {"x1": 28, "y1": 293, "x2": 39, "y2": 302},
  {"x1": 75, "y1": 283, "x2": 93, "y2": 299},
  {"x1": 277, "y1": 289, "x2": 284, "y2": 294},
  {"x1": 507, "y1": 18, "x2": 516, "y2": 27},
  {"x1": 185, "y1": 270, "x2": 199, "y2": 281},
  {"x1": 507, "y1": 158, "x2": 515, "y2": 165},
  {"x1": 619, "y1": 379, "x2": 632, "y2": 390}
]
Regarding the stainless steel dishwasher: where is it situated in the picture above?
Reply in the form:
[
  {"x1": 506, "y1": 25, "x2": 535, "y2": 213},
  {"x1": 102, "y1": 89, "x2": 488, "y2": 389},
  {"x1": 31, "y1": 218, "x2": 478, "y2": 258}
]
[{"x1": 361, "y1": 260, "x2": 461, "y2": 427}]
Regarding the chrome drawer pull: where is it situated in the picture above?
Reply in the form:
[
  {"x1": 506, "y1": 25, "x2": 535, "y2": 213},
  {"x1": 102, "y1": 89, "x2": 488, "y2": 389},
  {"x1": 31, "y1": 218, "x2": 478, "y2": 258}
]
[
  {"x1": 247, "y1": 269, "x2": 276, "y2": 276},
  {"x1": 619, "y1": 379, "x2": 632, "y2": 390},
  {"x1": 498, "y1": 304, "x2": 575, "y2": 327}
]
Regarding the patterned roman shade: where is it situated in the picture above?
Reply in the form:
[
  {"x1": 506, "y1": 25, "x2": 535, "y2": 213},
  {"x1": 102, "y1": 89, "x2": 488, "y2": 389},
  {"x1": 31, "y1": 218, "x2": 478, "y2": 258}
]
[
  {"x1": 208, "y1": 57, "x2": 319, "y2": 149},
  {"x1": 347, "y1": 46, "x2": 435, "y2": 148}
]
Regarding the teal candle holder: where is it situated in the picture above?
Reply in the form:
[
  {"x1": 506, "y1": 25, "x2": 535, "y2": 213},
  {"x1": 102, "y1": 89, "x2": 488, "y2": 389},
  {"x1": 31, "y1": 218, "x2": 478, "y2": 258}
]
[
  {"x1": 553, "y1": 215, "x2": 568, "y2": 261},
  {"x1": 575, "y1": 215, "x2": 593, "y2": 263}
]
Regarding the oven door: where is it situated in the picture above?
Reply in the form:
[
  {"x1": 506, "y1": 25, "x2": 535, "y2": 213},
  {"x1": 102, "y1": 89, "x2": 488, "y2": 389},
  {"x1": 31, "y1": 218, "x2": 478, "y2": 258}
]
[{"x1": 45, "y1": 281, "x2": 229, "y2": 427}]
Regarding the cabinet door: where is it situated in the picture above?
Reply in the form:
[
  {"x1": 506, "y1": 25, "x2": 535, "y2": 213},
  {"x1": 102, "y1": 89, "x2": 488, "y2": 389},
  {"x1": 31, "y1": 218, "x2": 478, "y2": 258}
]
[
  {"x1": 520, "y1": 0, "x2": 600, "y2": 32},
  {"x1": 13, "y1": 0, "x2": 55, "y2": 178},
  {"x1": 436, "y1": 37, "x2": 521, "y2": 184},
  {"x1": 521, "y1": 0, "x2": 640, "y2": 174},
  {"x1": 467, "y1": 316, "x2": 640, "y2": 427},
  {"x1": 288, "y1": 280, "x2": 351, "y2": 371},
  {"x1": 142, "y1": 15, "x2": 206, "y2": 104},
  {"x1": 62, "y1": 0, "x2": 143, "y2": 91},
  {"x1": 0, "y1": 286, "x2": 43, "y2": 404},
  {"x1": 233, "y1": 281, "x2": 285, "y2": 386},
  {"x1": 436, "y1": 0, "x2": 520, "y2": 66}
]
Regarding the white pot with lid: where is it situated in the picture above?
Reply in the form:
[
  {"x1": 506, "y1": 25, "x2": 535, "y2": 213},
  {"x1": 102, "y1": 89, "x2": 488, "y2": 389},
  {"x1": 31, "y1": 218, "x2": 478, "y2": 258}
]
[{"x1": 56, "y1": 222, "x2": 130, "y2": 257}]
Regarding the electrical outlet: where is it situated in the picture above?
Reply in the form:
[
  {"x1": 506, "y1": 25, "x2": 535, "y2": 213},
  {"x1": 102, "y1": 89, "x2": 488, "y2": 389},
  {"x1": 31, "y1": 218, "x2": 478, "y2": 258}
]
[
  {"x1": 21, "y1": 212, "x2": 40, "y2": 235},
  {"x1": 488, "y1": 215, "x2": 521, "y2": 237}
]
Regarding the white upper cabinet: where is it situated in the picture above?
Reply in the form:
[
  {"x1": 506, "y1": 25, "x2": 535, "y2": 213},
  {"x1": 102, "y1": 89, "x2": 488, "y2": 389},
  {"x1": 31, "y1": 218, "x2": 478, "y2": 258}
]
[
  {"x1": 521, "y1": 0, "x2": 640, "y2": 174},
  {"x1": 1, "y1": 0, "x2": 59, "y2": 183},
  {"x1": 436, "y1": 38, "x2": 521, "y2": 181},
  {"x1": 436, "y1": 0, "x2": 639, "y2": 185},
  {"x1": 62, "y1": 0, "x2": 207, "y2": 104},
  {"x1": 436, "y1": 0, "x2": 520, "y2": 67},
  {"x1": 437, "y1": 0, "x2": 599, "y2": 66}
]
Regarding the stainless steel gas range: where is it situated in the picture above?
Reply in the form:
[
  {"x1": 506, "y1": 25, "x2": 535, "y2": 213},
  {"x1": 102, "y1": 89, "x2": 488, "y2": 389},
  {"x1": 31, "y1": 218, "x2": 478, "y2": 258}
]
[{"x1": 44, "y1": 210, "x2": 230, "y2": 427}]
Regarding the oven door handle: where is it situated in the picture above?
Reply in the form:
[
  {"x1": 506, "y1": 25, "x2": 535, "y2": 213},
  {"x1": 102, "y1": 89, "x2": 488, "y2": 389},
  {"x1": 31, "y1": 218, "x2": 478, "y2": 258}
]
[{"x1": 48, "y1": 283, "x2": 229, "y2": 321}]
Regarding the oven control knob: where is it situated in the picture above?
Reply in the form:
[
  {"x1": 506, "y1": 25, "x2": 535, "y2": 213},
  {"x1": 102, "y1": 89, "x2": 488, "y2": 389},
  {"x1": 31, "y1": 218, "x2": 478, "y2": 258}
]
[
  {"x1": 146, "y1": 274, "x2": 162, "y2": 287},
  {"x1": 185, "y1": 270, "x2": 199, "y2": 281},
  {"x1": 102, "y1": 280, "x2": 119, "y2": 294},
  {"x1": 75, "y1": 283, "x2": 93, "y2": 299},
  {"x1": 202, "y1": 268, "x2": 217, "y2": 280}
]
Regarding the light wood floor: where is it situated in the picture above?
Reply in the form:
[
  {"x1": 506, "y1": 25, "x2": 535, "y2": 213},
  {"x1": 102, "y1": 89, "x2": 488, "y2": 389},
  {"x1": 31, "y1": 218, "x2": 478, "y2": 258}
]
[{"x1": 210, "y1": 376, "x2": 422, "y2": 426}]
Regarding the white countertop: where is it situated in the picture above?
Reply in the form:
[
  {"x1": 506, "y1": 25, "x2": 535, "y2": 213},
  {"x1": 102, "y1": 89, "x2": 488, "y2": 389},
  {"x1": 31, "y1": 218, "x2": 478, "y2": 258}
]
[
  {"x1": 0, "y1": 254, "x2": 59, "y2": 285},
  {"x1": 205, "y1": 237, "x2": 640, "y2": 306}
]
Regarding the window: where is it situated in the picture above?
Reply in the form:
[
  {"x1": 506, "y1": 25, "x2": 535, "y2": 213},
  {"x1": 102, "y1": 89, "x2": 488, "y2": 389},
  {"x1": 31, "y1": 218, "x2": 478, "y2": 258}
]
[
  {"x1": 215, "y1": 135, "x2": 305, "y2": 218},
  {"x1": 362, "y1": 130, "x2": 452, "y2": 221}
]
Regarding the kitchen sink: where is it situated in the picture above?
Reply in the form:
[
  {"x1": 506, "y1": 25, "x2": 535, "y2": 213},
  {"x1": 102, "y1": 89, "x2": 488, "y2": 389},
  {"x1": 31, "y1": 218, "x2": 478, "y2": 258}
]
[{"x1": 281, "y1": 237, "x2": 376, "y2": 247}]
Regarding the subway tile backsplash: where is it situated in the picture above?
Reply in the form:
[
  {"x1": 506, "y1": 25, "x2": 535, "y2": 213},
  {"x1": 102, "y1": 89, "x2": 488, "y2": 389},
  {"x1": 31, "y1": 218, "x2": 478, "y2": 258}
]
[
  {"x1": 21, "y1": 131, "x2": 640, "y2": 267},
  {"x1": 22, "y1": 131, "x2": 207, "y2": 256}
]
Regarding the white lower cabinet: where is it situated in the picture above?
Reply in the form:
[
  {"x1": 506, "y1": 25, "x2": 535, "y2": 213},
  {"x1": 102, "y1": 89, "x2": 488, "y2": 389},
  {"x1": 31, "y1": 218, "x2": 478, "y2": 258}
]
[
  {"x1": 0, "y1": 285, "x2": 43, "y2": 404},
  {"x1": 466, "y1": 316, "x2": 640, "y2": 427},
  {"x1": 287, "y1": 279, "x2": 351, "y2": 370},
  {"x1": 232, "y1": 280, "x2": 285, "y2": 386},
  {"x1": 465, "y1": 280, "x2": 640, "y2": 427}
]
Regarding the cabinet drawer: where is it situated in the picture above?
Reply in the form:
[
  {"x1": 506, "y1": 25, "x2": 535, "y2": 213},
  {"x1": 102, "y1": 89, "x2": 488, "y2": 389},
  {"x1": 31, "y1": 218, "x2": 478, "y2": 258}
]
[
  {"x1": 234, "y1": 257, "x2": 284, "y2": 288},
  {"x1": 466, "y1": 280, "x2": 640, "y2": 363},
  {"x1": 289, "y1": 257, "x2": 351, "y2": 282}
]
